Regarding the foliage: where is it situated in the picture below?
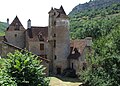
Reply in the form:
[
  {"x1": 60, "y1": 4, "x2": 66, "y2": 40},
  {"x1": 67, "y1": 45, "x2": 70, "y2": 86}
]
[
  {"x1": 0, "y1": 50, "x2": 50, "y2": 86},
  {"x1": 0, "y1": 22, "x2": 7, "y2": 36},
  {"x1": 0, "y1": 58, "x2": 5, "y2": 69},
  {"x1": 69, "y1": 1, "x2": 120, "y2": 40},
  {"x1": 69, "y1": 0, "x2": 120, "y2": 16},
  {"x1": 69, "y1": 0, "x2": 120, "y2": 85},
  {"x1": 81, "y1": 55, "x2": 120, "y2": 86},
  {"x1": 0, "y1": 72, "x2": 17, "y2": 86}
]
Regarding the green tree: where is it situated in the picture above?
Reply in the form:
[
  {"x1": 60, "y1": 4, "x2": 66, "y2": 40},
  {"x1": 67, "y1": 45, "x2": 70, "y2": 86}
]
[
  {"x1": 0, "y1": 50, "x2": 50, "y2": 86},
  {"x1": 81, "y1": 55, "x2": 120, "y2": 86}
]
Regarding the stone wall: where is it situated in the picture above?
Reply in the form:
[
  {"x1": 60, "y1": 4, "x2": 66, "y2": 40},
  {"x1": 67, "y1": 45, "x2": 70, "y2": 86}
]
[
  {"x1": 5, "y1": 31, "x2": 25, "y2": 49},
  {"x1": 1, "y1": 43, "x2": 18, "y2": 57},
  {"x1": 70, "y1": 59, "x2": 82, "y2": 75},
  {"x1": 53, "y1": 18, "x2": 70, "y2": 74},
  {"x1": 28, "y1": 41, "x2": 48, "y2": 56}
]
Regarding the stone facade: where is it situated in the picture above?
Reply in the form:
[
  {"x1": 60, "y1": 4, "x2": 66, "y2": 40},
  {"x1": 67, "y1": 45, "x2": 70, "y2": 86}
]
[
  {"x1": 48, "y1": 6, "x2": 70, "y2": 74},
  {"x1": 0, "y1": 6, "x2": 92, "y2": 76},
  {"x1": 5, "y1": 16, "x2": 25, "y2": 49}
]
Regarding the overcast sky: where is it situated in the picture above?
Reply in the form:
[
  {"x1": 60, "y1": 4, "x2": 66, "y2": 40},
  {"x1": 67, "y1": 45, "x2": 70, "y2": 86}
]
[{"x1": 0, "y1": 0, "x2": 89, "y2": 28}]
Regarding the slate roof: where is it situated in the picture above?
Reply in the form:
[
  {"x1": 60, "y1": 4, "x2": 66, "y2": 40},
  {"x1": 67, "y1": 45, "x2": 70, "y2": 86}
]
[
  {"x1": 68, "y1": 39, "x2": 87, "y2": 59},
  {"x1": 27, "y1": 26, "x2": 48, "y2": 41},
  {"x1": 10, "y1": 16, "x2": 23, "y2": 26},
  {"x1": 71, "y1": 39, "x2": 86, "y2": 54},
  {"x1": 49, "y1": 5, "x2": 68, "y2": 18},
  {"x1": 54, "y1": 5, "x2": 66, "y2": 15},
  {"x1": 2, "y1": 41, "x2": 23, "y2": 50}
]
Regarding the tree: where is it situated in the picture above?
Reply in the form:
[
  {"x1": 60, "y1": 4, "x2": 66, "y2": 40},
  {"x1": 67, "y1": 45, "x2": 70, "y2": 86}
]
[
  {"x1": 80, "y1": 55, "x2": 120, "y2": 86},
  {"x1": 0, "y1": 50, "x2": 50, "y2": 86}
]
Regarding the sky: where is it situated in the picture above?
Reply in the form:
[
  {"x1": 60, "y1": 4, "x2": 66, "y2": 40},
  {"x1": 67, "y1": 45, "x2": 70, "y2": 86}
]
[{"x1": 0, "y1": 0, "x2": 89, "y2": 28}]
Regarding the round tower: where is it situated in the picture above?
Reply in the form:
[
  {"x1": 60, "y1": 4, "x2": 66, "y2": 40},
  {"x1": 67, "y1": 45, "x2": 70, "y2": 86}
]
[{"x1": 48, "y1": 6, "x2": 70, "y2": 75}]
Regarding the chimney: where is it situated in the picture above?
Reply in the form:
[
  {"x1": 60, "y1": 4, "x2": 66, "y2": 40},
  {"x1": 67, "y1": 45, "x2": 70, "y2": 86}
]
[
  {"x1": 27, "y1": 19, "x2": 31, "y2": 29},
  {"x1": 27, "y1": 19, "x2": 33, "y2": 38},
  {"x1": 7, "y1": 18, "x2": 9, "y2": 25},
  {"x1": 85, "y1": 37, "x2": 92, "y2": 47}
]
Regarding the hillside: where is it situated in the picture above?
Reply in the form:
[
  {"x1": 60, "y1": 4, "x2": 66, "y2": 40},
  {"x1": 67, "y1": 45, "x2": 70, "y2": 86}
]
[
  {"x1": 69, "y1": 0, "x2": 120, "y2": 56},
  {"x1": 69, "y1": 0, "x2": 120, "y2": 39},
  {"x1": 0, "y1": 22, "x2": 7, "y2": 36},
  {"x1": 69, "y1": 1, "x2": 120, "y2": 85},
  {"x1": 69, "y1": 0, "x2": 120, "y2": 15}
]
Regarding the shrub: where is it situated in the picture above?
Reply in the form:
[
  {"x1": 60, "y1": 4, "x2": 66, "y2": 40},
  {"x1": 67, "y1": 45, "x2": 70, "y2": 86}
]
[
  {"x1": 80, "y1": 55, "x2": 120, "y2": 86},
  {"x1": 0, "y1": 50, "x2": 50, "y2": 86}
]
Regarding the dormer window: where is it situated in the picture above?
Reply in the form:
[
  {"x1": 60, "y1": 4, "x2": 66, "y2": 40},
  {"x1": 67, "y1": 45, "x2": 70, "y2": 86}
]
[{"x1": 38, "y1": 33, "x2": 44, "y2": 41}]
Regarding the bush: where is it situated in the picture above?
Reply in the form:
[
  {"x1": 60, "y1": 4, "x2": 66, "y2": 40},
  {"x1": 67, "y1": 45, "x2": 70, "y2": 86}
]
[
  {"x1": 81, "y1": 55, "x2": 120, "y2": 86},
  {"x1": 0, "y1": 50, "x2": 50, "y2": 86}
]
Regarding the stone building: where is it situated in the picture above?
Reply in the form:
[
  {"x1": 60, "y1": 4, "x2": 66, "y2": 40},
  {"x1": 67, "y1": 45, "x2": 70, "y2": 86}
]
[{"x1": 0, "y1": 6, "x2": 92, "y2": 76}]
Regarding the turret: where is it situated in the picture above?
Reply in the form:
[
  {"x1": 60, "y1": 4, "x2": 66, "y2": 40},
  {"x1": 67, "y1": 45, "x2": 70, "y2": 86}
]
[{"x1": 48, "y1": 6, "x2": 70, "y2": 74}]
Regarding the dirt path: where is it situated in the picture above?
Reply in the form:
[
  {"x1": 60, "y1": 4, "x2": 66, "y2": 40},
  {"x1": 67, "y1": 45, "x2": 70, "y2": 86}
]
[{"x1": 49, "y1": 77, "x2": 82, "y2": 86}]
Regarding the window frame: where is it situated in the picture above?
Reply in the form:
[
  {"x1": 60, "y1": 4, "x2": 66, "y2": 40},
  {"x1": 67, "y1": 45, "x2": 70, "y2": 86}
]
[{"x1": 40, "y1": 43, "x2": 44, "y2": 50}]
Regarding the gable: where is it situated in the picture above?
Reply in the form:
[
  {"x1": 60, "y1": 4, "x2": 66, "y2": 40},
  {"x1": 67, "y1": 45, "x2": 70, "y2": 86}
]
[{"x1": 7, "y1": 16, "x2": 25, "y2": 31}]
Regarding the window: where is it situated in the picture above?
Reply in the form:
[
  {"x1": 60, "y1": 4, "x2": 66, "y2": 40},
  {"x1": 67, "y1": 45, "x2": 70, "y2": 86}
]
[
  {"x1": 54, "y1": 40, "x2": 56, "y2": 48},
  {"x1": 38, "y1": 34, "x2": 44, "y2": 41},
  {"x1": 40, "y1": 44, "x2": 44, "y2": 50},
  {"x1": 53, "y1": 34, "x2": 56, "y2": 37},
  {"x1": 15, "y1": 23, "x2": 20, "y2": 30},
  {"x1": 54, "y1": 21, "x2": 56, "y2": 25},
  {"x1": 15, "y1": 34, "x2": 17, "y2": 37},
  {"x1": 72, "y1": 63, "x2": 74, "y2": 69},
  {"x1": 54, "y1": 55, "x2": 57, "y2": 60}
]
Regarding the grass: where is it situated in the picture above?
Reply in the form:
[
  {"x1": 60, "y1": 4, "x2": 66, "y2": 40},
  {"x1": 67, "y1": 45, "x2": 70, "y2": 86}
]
[{"x1": 49, "y1": 76, "x2": 82, "y2": 86}]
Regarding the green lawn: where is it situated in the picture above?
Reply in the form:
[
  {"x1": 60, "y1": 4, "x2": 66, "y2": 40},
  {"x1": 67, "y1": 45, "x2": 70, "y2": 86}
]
[{"x1": 49, "y1": 76, "x2": 82, "y2": 86}]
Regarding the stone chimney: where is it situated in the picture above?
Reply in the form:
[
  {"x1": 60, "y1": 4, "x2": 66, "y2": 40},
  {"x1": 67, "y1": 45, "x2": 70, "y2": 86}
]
[
  {"x1": 27, "y1": 19, "x2": 31, "y2": 29},
  {"x1": 85, "y1": 37, "x2": 92, "y2": 47},
  {"x1": 7, "y1": 18, "x2": 9, "y2": 25}
]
